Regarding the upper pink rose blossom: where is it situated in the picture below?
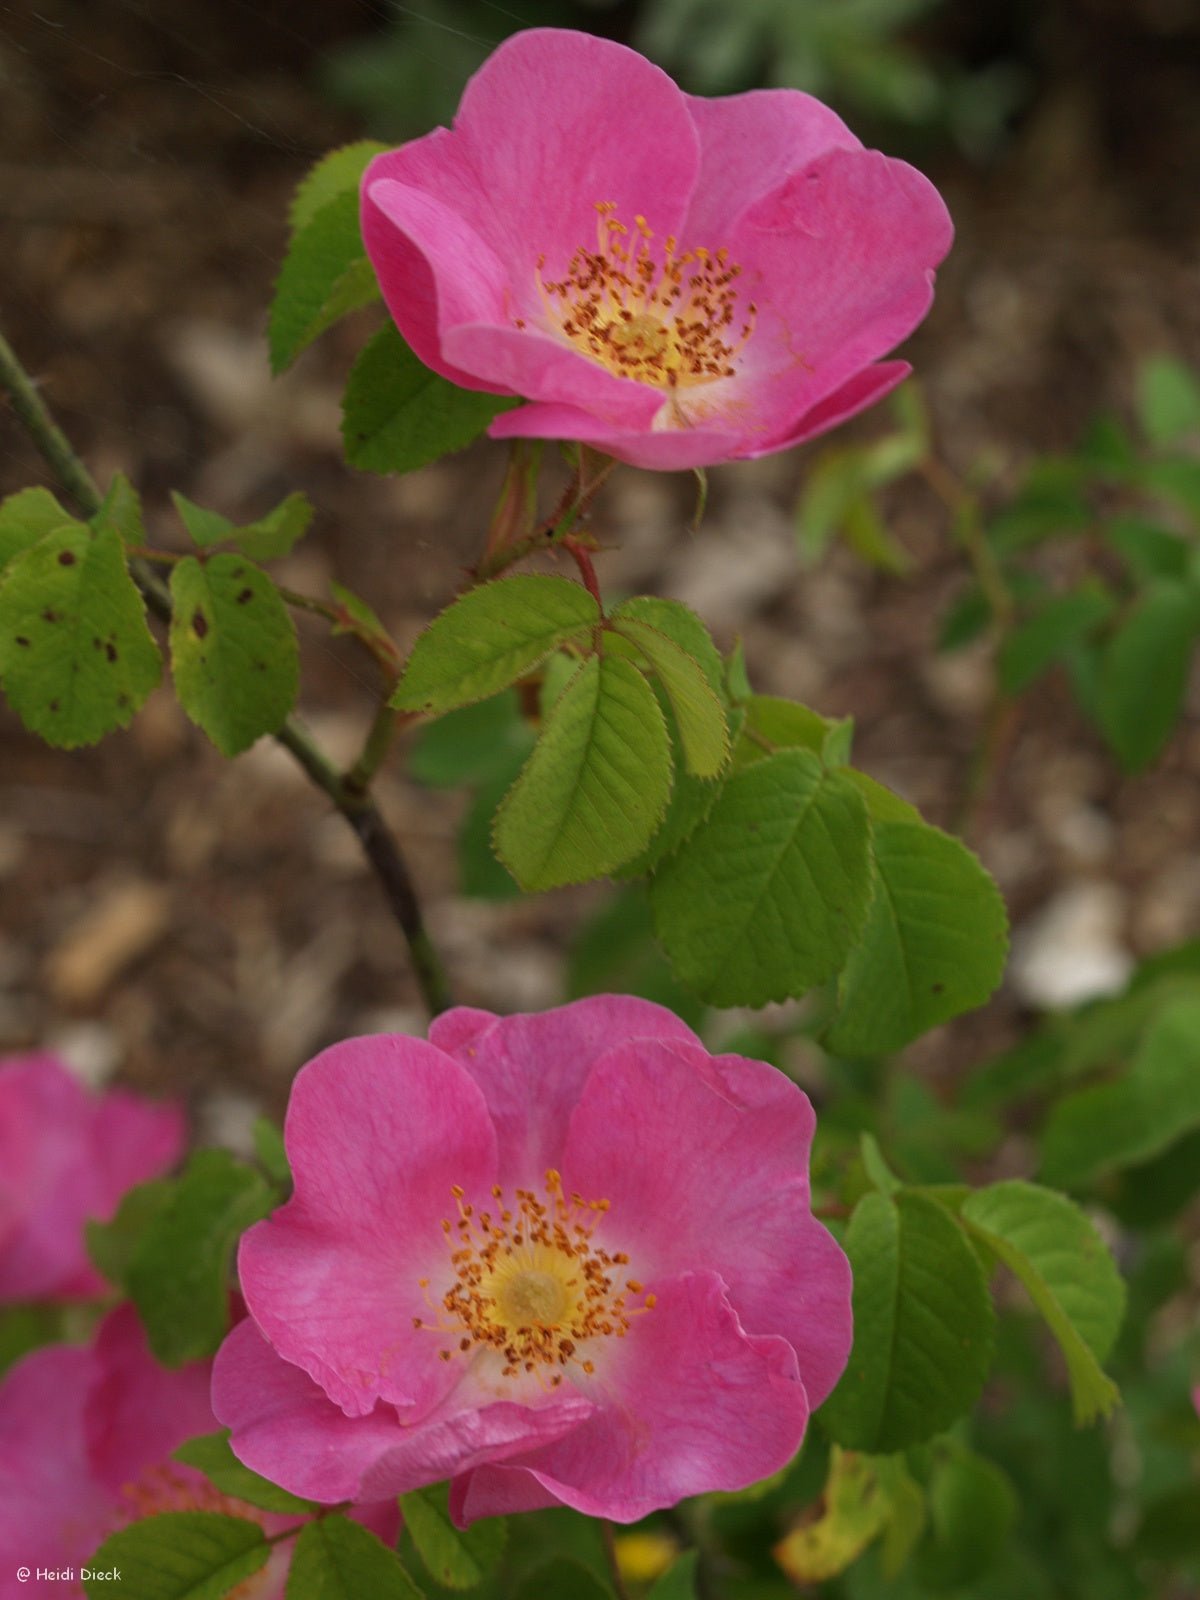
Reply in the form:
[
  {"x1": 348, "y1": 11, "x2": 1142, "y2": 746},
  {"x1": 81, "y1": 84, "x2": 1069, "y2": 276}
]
[
  {"x1": 361, "y1": 28, "x2": 952, "y2": 471},
  {"x1": 212, "y1": 996, "x2": 852, "y2": 1525},
  {"x1": 0, "y1": 1304, "x2": 399, "y2": 1600},
  {"x1": 0, "y1": 1053, "x2": 185, "y2": 1303}
]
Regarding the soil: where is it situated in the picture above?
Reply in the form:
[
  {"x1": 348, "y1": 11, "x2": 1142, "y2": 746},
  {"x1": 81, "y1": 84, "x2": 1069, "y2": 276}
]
[{"x1": 1, "y1": 0, "x2": 1198, "y2": 1150}]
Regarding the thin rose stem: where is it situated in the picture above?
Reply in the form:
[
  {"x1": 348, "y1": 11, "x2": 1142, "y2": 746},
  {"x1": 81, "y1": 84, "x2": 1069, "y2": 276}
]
[
  {"x1": 472, "y1": 455, "x2": 617, "y2": 583},
  {"x1": 565, "y1": 539, "x2": 603, "y2": 607},
  {"x1": 0, "y1": 325, "x2": 452, "y2": 1017},
  {"x1": 918, "y1": 451, "x2": 1020, "y2": 837},
  {"x1": 919, "y1": 454, "x2": 1014, "y2": 631},
  {"x1": 600, "y1": 1522, "x2": 633, "y2": 1600}
]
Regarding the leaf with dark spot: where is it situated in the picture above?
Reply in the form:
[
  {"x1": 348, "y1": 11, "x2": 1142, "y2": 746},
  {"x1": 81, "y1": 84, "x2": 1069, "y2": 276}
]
[
  {"x1": 169, "y1": 555, "x2": 298, "y2": 756},
  {"x1": 0, "y1": 521, "x2": 160, "y2": 747}
]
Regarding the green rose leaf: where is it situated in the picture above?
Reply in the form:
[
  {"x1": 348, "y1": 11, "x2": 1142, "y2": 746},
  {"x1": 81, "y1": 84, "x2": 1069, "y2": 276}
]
[
  {"x1": 647, "y1": 1551, "x2": 700, "y2": 1599},
  {"x1": 567, "y1": 886, "x2": 706, "y2": 1030},
  {"x1": 172, "y1": 493, "x2": 236, "y2": 549},
  {"x1": 392, "y1": 575, "x2": 598, "y2": 714},
  {"x1": 1094, "y1": 582, "x2": 1200, "y2": 772},
  {"x1": 615, "y1": 694, "x2": 736, "y2": 878},
  {"x1": 1104, "y1": 516, "x2": 1191, "y2": 585},
  {"x1": 0, "y1": 486, "x2": 74, "y2": 570},
  {"x1": 400, "y1": 1483, "x2": 507, "y2": 1590},
  {"x1": 608, "y1": 595, "x2": 724, "y2": 688},
  {"x1": 729, "y1": 694, "x2": 852, "y2": 772},
  {"x1": 824, "y1": 819, "x2": 1009, "y2": 1057},
  {"x1": 998, "y1": 585, "x2": 1115, "y2": 695},
  {"x1": 514, "y1": 1560, "x2": 611, "y2": 1600},
  {"x1": 235, "y1": 493, "x2": 315, "y2": 562},
  {"x1": 85, "y1": 1178, "x2": 174, "y2": 1291},
  {"x1": 127, "y1": 1149, "x2": 274, "y2": 1366},
  {"x1": 916, "y1": 1450, "x2": 1018, "y2": 1590},
  {"x1": 821, "y1": 1190, "x2": 995, "y2": 1452},
  {"x1": 252, "y1": 1116, "x2": 292, "y2": 1188},
  {"x1": 169, "y1": 554, "x2": 300, "y2": 756},
  {"x1": 174, "y1": 1430, "x2": 316, "y2": 1516},
  {"x1": 607, "y1": 614, "x2": 728, "y2": 778},
  {"x1": 92, "y1": 472, "x2": 145, "y2": 548},
  {"x1": 650, "y1": 749, "x2": 872, "y2": 1007},
  {"x1": 1136, "y1": 354, "x2": 1200, "y2": 447},
  {"x1": 84, "y1": 1513, "x2": 268, "y2": 1600},
  {"x1": 961, "y1": 1180, "x2": 1124, "y2": 1423},
  {"x1": 172, "y1": 491, "x2": 312, "y2": 561},
  {"x1": 408, "y1": 690, "x2": 534, "y2": 788},
  {"x1": 844, "y1": 770, "x2": 921, "y2": 823},
  {"x1": 342, "y1": 325, "x2": 519, "y2": 477},
  {"x1": 289, "y1": 140, "x2": 385, "y2": 236},
  {"x1": 0, "y1": 520, "x2": 161, "y2": 747},
  {"x1": 494, "y1": 653, "x2": 672, "y2": 891},
  {"x1": 288, "y1": 1515, "x2": 424, "y2": 1600},
  {"x1": 774, "y1": 1447, "x2": 892, "y2": 1583},
  {"x1": 269, "y1": 186, "x2": 381, "y2": 373}
]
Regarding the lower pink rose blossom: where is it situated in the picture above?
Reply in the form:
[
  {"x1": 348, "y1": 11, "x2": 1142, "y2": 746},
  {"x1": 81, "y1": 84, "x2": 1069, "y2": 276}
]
[
  {"x1": 212, "y1": 996, "x2": 852, "y2": 1525},
  {"x1": 0, "y1": 1054, "x2": 184, "y2": 1303},
  {"x1": 0, "y1": 1304, "x2": 398, "y2": 1600},
  {"x1": 361, "y1": 28, "x2": 952, "y2": 471}
]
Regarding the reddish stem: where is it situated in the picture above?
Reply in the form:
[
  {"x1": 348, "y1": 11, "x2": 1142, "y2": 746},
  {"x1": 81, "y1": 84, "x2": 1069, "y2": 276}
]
[{"x1": 565, "y1": 539, "x2": 603, "y2": 607}]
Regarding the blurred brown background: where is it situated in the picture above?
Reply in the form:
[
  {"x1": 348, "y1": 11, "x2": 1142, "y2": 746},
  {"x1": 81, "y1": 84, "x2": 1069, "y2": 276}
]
[{"x1": 1, "y1": 0, "x2": 1198, "y2": 1143}]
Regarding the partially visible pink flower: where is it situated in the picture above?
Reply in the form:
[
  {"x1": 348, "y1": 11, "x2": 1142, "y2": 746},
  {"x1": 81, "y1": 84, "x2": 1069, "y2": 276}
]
[
  {"x1": 361, "y1": 28, "x2": 952, "y2": 471},
  {"x1": 0, "y1": 1304, "x2": 399, "y2": 1600},
  {"x1": 213, "y1": 996, "x2": 852, "y2": 1525},
  {"x1": 0, "y1": 1054, "x2": 184, "y2": 1303}
]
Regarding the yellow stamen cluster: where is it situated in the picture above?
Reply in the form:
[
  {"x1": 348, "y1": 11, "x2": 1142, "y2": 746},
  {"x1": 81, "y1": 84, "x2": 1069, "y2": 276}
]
[
  {"x1": 416, "y1": 1169, "x2": 654, "y2": 1385},
  {"x1": 535, "y1": 203, "x2": 756, "y2": 390}
]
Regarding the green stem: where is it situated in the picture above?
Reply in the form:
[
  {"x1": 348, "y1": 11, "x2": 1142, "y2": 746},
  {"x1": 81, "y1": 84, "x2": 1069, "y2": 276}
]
[
  {"x1": 600, "y1": 1522, "x2": 632, "y2": 1600},
  {"x1": 276, "y1": 718, "x2": 451, "y2": 1015},
  {"x1": 0, "y1": 329, "x2": 101, "y2": 514},
  {"x1": 343, "y1": 698, "x2": 400, "y2": 800},
  {"x1": 920, "y1": 452, "x2": 1020, "y2": 838},
  {"x1": 953, "y1": 691, "x2": 1022, "y2": 842},
  {"x1": 0, "y1": 326, "x2": 452, "y2": 1017},
  {"x1": 921, "y1": 454, "x2": 1014, "y2": 631}
]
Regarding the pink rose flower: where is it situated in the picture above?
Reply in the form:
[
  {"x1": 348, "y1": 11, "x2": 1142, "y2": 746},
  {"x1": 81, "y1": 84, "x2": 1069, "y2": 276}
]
[
  {"x1": 212, "y1": 996, "x2": 851, "y2": 1525},
  {"x1": 361, "y1": 28, "x2": 952, "y2": 472},
  {"x1": 0, "y1": 1054, "x2": 185, "y2": 1303},
  {"x1": 0, "y1": 1304, "x2": 398, "y2": 1600}
]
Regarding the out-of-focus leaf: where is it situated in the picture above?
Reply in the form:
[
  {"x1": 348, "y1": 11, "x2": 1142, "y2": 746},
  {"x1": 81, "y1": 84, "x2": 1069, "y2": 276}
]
[
  {"x1": 1094, "y1": 581, "x2": 1200, "y2": 771},
  {"x1": 1136, "y1": 356, "x2": 1200, "y2": 448}
]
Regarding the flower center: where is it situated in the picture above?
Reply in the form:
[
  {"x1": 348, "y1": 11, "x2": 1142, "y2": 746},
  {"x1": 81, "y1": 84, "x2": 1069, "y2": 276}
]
[
  {"x1": 533, "y1": 203, "x2": 756, "y2": 391},
  {"x1": 417, "y1": 1168, "x2": 654, "y2": 1385}
]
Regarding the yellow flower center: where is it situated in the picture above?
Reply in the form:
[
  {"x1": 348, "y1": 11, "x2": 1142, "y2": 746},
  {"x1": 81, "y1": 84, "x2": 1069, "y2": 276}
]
[
  {"x1": 532, "y1": 203, "x2": 756, "y2": 391},
  {"x1": 416, "y1": 1168, "x2": 654, "y2": 1385}
]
